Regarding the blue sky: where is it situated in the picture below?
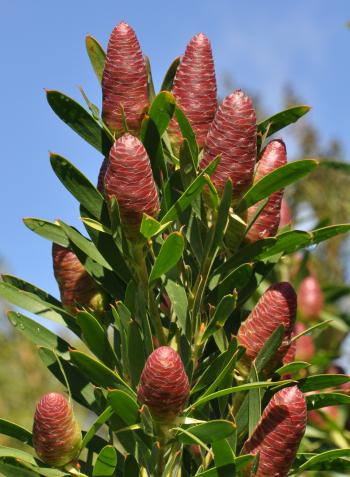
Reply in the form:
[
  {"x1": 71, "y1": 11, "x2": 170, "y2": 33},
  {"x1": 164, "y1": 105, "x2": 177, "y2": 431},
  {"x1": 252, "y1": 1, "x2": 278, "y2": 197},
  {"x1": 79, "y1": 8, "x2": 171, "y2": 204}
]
[{"x1": 1, "y1": 0, "x2": 350, "y2": 300}]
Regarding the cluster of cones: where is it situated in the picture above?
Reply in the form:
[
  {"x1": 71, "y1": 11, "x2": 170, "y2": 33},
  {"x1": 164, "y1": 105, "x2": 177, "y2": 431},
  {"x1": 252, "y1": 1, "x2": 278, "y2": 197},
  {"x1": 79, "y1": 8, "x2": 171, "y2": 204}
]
[{"x1": 37, "y1": 21, "x2": 347, "y2": 477}]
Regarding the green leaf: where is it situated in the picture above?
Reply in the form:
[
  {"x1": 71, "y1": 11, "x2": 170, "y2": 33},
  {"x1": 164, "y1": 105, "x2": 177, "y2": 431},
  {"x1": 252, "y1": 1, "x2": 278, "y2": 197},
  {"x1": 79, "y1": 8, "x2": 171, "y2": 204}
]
[
  {"x1": 312, "y1": 223, "x2": 350, "y2": 243},
  {"x1": 127, "y1": 320, "x2": 146, "y2": 387},
  {"x1": 0, "y1": 281, "x2": 78, "y2": 332},
  {"x1": 108, "y1": 390, "x2": 139, "y2": 426},
  {"x1": 275, "y1": 361, "x2": 310, "y2": 376},
  {"x1": 254, "y1": 324, "x2": 285, "y2": 374},
  {"x1": 197, "y1": 345, "x2": 240, "y2": 403},
  {"x1": 76, "y1": 311, "x2": 117, "y2": 368},
  {"x1": 212, "y1": 439, "x2": 235, "y2": 470},
  {"x1": 145, "y1": 56, "x2": 156, "y2": 101},
  {"x1": 86, "y1": 35, "x2": 106, "y2": 84},
  {"x1": 8, "y1": 311, "x2": 70, "y2": 357},
  {"x1": 179, "y1": 139, "x2": 197, "y2": 192},
  {"x1": 140, "y1": 91, "x2": 176, "y2": 184},
  {"x1": 0, "y1": 461, "x2": 39, "y2": 477},
  {"x1": 175, "y1": 106, "x2": 198, "y2": 165},
  {"x1": 248, "y1": 364, "x2": 261, "y2": 436},
  {"x1": 142, "y1": 91, "x2": 176, "y2": 138},
  {"x1": 81, "y1": 217, "x2": 111, "y2": 234},
  {"x1": 175, "y1": 420, "x2": 235, "y2": 445},
  {"x1": 46, "y1": 90, "x2": 112, "y2": 155},
  {"x1": 190, "y1": 381, "x2": 292, "y2": 409},
  {"x1": 211, "y1": 238, "x2": 277, "y2": 283},
  {"x1": 209, "y1": 263, "x2": 253, "y2": 302},
  {"x1": 236, "y1": 160, "x2": 318, "y2": 213},
  {"x1": 92, "y1": 446, "x2": 117, "y2": 477},
  {"x1": 202, "y1": 294, "x2": 236, "y2": 341},
  {"x1": 81, "y1": 406, "x2": 114, "y2": 450},
  {"x1": 23, "y1": 218, "x2": 69, "y2": 247},
  {"x1": 160, "y1": 57, "x2": 180, "y2": 91},
  {"x1": 297, "y1": 449, "x2": 350, "y2": 472},
  {"x1": 139, "y1": 214, "x2": 172, "y2": 239},
  {"x1": 50, "y1": 153, "x2": 108, "y2": 222},
  {"x1": 191, "y1": 341, "x2": 237, "y2": 395},
  {"x1": 160, "y1": 156, "x2": 220, "y2": 224},
  {"x1": 306, "y1": 392, "x2": 350, "y2": 410},
  {"x1": 149, "y1": 232, "x2": 184, "y2": 283},
  {"x1": 256, "y1": 230, "x2": 312, "y2": 259},
  {"x1": 70, "y1": 350, "x2": 133, "y2": 393},
  {"x1": 298, "y1": 374, "x2": 350, "y2": 392},
  {"x1": 258, "y1": 224, "x2": 350, "y2": 260},
  {"x1": 0, "y1": 420, "x2": 32, "y2": 446},
  {"x1": 1, "y1": 275, "x2": 61, "y2": 308},
  {"x1": 81, "y1": 206, "x2": 131, "y2": 286},
  {"x1": 59, "y1": 221, "x2": 111, "y2": 269},
  {"x1": 165, "y1": 279, "x2": 188, "y2": 332},
  {"x1": 0, "y1": 447, "x2": 37, "y2": 466},
  {"x1": 257, "y1": 105, "x2": 311, "y2": 138}
]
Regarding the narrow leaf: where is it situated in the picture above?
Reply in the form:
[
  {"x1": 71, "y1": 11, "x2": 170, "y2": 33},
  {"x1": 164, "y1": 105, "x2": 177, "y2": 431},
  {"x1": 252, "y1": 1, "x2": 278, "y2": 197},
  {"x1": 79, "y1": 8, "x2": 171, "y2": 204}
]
[
  {"x1": 108, "y1": 390, "x2": 139, "y2": 426},
  {"x1": 149, "y1": 232, "x2": 184, "y2": 283},
  {"x1": 161, "y1": 57, "x2": 180, "y2": 91},
  {"x1": 23, "y1": 218, "x2": 69, "y2": 247},
  {"x1": 86, "y1": 35, "x2": 106, "y2": 84},
  {"x1": 92, "y1": 446, "x2": 117, "y2": 476},
  {"x1": 46, "y1": 90, "x2": 112, "y2": 155},
  {"x1": 257, "y1": 105, "x2": 311, "y2": 138},
  {"x1": 50, "y1": 153, "x2": 108, "y2": 222},
  {"x1": 76, "y1": 311, "x2": 117, "y2": 368},
  {"x1": 236, "y1": 160, "x2": 318, "y2": 213}
]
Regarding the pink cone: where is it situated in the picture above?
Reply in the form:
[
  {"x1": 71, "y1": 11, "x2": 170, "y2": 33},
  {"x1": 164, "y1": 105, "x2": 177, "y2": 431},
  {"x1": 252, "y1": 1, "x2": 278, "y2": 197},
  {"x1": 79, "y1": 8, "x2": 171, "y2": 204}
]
[
  {"x1": 169, "y1": 33, "x2": 217, "y2": 148},
  {"x1": 246, "y1": 140, "x2": 287, "y2": 242},
  {"x1": 279, "y1": 197, "x2": 293, "y2": 228},
  {"x1": 52, "y1": 243, "x2": 103, "y2": 314},
  {"x1": 298, "y1": 276, "x2": 324, "y2": 320},
  {"x1": 237, "y1": 282, "x2": 297, "y2": 372},
  {"x1": 102, "y1": 21, "x2": 148, "y2": 134},
  {"x1": 137, "y1": 346, "x2": 190, "y2": 421},
  {"x1": 33, "y1": 393, "x2": 81, "y2": 467},
  {"x1": 103, "y1": 133, "x2": 160, "y2": 239},
  {"x1": 200, "y1": 90, "x2": 256, "y2": 200},
  {"x1": 242, "y1": 386, "x2": 307, "y2": 477}
]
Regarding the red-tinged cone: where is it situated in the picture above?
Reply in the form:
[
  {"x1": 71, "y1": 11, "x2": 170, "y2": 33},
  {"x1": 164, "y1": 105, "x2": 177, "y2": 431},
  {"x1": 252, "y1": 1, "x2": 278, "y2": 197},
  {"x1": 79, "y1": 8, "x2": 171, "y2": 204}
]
[
  {"x1": 102, "y1": 21, "x2": 148, "y2": 135},
  {"x1": 279, "y1": 197, "x2": 292, "y2": 228},
  {"x1": 104, "y1": 133, "x2": 160, "y2": 239},
  {"x1": 200, "y1": 90, "x2": 257, "y2": 201},
  {"x1": 97, "y1": 157, "x2": 108, "y2": 194},
  {"x1": 33, "y1": 393, "x2": 82, "y2": 467},
  {"x1": 298, "y1": 276, "x2": 324, "y2": 320},
  {"x1": 237, "y1": 282, "x2": 297, "y2": 375},
  {"x1": 242, "y1": 386, "x2": 307, "y2": 477},
  {"x1": 293, "y1": 322, "x2": 315, "y2": 362},
  {"x1": 52, "y1": 243, "x2": 105, "y2": 314},
  {"x1": 169, "y1": 33, "x2": 217, "y2": 148},
  {"x1": 246, "y1": 140, "x2": 287, "y2": 242},
  {"x1": 137, "y1": 346, "x2": 190, "y2": 422}
]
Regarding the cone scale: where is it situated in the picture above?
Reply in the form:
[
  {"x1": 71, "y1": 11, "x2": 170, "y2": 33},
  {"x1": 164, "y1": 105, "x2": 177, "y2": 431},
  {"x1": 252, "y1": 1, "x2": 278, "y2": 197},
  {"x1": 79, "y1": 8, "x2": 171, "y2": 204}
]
[
  {"x1": 298, "y1": 275, "x2": 324, "y2": 320},
  {"x1": 200, "y1": 89, "x2": 257, "y2": 200},
  {"x1": 102, "y1": 21, "x2": 149, "y2": 135},
  {"x1": 246, "y1": 139, "x2": 287, "y2": 242},
  {"x1": 237, "y1": 282, "x2": 297, "y2": 373},
  {"x1": 52, "y1": 243, "x2": 103, "y2": 314},
  {"x1": 242, "y1": 386, "x2": 307, "y2": 477},
  {"x1": 104, "y1": 133, "x2": 159, "y2": 239},
  {"x1": 170, "y1": 33, "x2": 217, "y2": 148},
  {"x1": 137, "y1": 346, "x2": 190, "y2": 421},
  {"x1": 32, "y1": 393, "x2": 82, "y2": 468}
]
